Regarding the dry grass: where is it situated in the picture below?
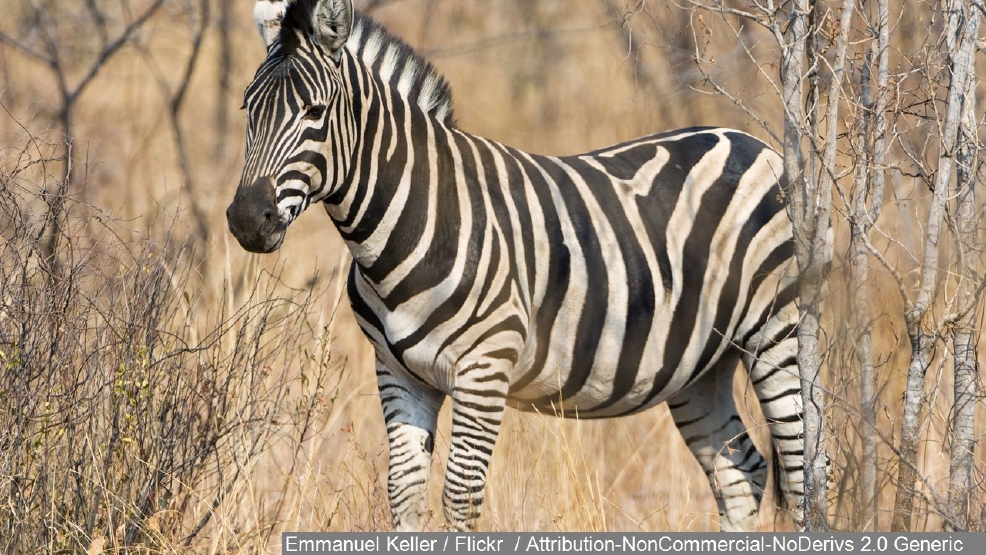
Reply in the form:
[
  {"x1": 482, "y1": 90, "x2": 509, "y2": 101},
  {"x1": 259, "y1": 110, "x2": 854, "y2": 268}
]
[{"x1": 1, "y1": 0, "x2": 984, "y2": 551}]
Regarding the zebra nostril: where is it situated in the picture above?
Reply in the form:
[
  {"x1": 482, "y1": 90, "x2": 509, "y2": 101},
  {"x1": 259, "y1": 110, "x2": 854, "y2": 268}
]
[{"x1": 260, "y1": 208, "x2": 280, "y2": 234}]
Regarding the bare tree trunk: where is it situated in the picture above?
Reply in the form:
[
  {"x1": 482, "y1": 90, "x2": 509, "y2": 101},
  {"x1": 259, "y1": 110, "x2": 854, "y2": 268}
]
[
  {"x1": 133, "y1": 1, "x2": 210, "y2": 246},
  {"x1": 892, "y1": 0, "x2": 980, "y2": 531},
  {"x1": 851, "y1": 50, "x2": 877, "y2": 533},
  {"x1": 169, "y1": 0, "x2": 212, "y2": 246},
  {"x1": 851, "y1": 0, "x2": 891, "y2": 531},
  {"x1": 779, "y1": 0, "x2": 831, "y2": 531},
  {"x1": 215, "y1": 0, "x2": 233, "y2": 158},
  {"x1": 803, "y1": 0, "x2": 855, "y2": 531},
  {"x1": 946, "y1": 1, "x2": 981, "y2": 531}
]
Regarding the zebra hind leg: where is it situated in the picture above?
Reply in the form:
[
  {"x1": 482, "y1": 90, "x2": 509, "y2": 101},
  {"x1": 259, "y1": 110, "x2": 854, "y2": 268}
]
[
  {"x1": 666, "y1": 354, "x2": 767, "y2": 531},
  {"x1": 741, "y1": 301, "x2": 806, "y2": 527}
]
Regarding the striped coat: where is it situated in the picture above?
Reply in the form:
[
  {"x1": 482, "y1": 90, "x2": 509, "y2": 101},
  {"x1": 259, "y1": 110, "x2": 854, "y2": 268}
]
[{"x1": 227, "y1": 0, "x2": 806, "y2": 531}]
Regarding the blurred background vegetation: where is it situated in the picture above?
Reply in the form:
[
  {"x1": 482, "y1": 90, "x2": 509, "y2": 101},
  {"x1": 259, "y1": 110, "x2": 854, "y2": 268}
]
[{"x1": 0, "y1": 0, "x2": 983, "y2": 552}]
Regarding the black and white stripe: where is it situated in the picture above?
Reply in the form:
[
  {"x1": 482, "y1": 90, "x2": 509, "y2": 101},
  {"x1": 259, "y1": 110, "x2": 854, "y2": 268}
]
[{"x1": 229, "y1": 0, "x2": 806, "y2": 531}]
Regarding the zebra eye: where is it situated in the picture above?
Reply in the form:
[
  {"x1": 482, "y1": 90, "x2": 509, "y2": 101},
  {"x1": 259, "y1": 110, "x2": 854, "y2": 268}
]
[{"x1": 304, "y1": 105, "x2": 326, "y2": 120}]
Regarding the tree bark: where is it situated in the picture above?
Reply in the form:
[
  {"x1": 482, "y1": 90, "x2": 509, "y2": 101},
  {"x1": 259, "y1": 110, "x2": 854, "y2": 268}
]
[
  {"x1": 852, "y1": 0, "x2": 891, "y2": 531},
  {"x1": 946, "y1": 1, "x2": 980, "y2": 531},
  {"x1": 851, "y1": 49, "x2": 877, "y2": 533},
  {"x1": 779, "y1": 0, "x2": 831, "y2": 531}
]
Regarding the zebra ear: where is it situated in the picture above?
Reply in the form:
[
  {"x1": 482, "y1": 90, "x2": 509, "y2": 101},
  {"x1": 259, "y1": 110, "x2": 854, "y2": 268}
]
[
  {"x1": 254, "y1": 0, "x2": 289, "y2": 50},
  {"x1": 312, "y1": 0, "x2": 354, "y2": 62}
]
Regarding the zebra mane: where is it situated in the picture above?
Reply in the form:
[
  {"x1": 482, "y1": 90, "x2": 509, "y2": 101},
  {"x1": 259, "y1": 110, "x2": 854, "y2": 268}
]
[{"x1": 278, "y1": 1, "x2": 455, "y2": 125}]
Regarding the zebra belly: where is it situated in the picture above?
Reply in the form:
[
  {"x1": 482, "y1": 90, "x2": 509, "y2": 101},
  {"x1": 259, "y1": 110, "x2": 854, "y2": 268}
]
[{"x1": 505, "y1": 307, "x2": 732, "y2": 418}]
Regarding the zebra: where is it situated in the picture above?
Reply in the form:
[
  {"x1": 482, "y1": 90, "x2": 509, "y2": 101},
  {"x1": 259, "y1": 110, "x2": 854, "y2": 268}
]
[{"x1": 227, "y1": 0, "x2": 806, "y2": 532}]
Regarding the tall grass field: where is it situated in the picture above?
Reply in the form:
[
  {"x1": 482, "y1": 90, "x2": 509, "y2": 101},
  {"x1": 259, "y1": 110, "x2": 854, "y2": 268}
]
[{"x1": 1, "y1": 0, "x2": 983, "y2": 552}]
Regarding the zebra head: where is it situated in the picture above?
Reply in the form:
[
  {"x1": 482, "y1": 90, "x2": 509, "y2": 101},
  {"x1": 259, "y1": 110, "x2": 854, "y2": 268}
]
[{"x1": 227, "y1": 0, "x2": 356, "y2": 253}]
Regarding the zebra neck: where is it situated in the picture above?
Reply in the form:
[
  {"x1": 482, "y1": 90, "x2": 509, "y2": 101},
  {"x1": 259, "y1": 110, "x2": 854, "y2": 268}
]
[{"x1": 324, "y1": 58, "x2": 460, "y2": 277}]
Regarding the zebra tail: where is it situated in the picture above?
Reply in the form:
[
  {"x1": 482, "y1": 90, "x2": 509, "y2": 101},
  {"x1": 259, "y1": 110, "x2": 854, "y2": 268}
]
[{"x1": 771, "y1": 445, "x2": 788, "y2": 513}]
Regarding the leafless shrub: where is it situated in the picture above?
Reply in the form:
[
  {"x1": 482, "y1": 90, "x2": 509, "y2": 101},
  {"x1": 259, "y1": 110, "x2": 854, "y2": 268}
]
[{"x1": 0, "y1": 113, "x2": 344, "y2": 553}]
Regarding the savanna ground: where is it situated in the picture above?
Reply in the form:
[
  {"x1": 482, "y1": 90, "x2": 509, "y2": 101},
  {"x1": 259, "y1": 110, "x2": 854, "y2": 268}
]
[{"x1": 1, "y1": 0, "x2": 984, "y2": 552}]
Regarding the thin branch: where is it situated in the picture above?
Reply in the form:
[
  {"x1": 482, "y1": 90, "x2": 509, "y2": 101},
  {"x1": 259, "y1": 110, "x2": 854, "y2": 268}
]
[
  {"x1": 0, "y1": 30, "x2": 53, "y2": 65},
  {"x1": 84, "y1": 0, "x2": 110, "y2": 49},
  {"x1": 686, "y1": 10, "x2": 781, "y2": 144},
  {"x1": 171, "y1": 0, "x2": 210, "y2": 116},
  {"x1": 940, "y1": 273, "x2": 986, "y2": 329},
  {"x1": 66, "y1": 0, "x2": 167, "y2": 107},
  {"x1": 682, "y1": 0, "x2": 769, "y2": 28}
]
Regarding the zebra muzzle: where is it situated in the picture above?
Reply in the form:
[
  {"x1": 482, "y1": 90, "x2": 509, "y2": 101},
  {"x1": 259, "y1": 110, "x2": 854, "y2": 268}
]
[{"x1": 226, "y1": 176, "x2": 286, "y2": 253}]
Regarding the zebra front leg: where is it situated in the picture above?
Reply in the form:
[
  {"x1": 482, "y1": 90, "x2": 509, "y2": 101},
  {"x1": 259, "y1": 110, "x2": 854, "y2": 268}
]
[
  {"x1": 442, "y1": 362, "x2": 510, "y2": 530},
  {"x1": 377, "y1": 363, "x2": 445, "y2": 531}
]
